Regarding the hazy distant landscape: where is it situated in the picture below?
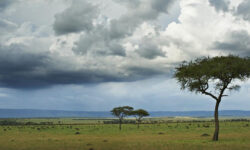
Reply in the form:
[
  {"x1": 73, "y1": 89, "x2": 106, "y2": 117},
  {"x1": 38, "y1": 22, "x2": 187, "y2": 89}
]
[{"x1": 1, "y1": 109, "x2": 250, "y2": 118}]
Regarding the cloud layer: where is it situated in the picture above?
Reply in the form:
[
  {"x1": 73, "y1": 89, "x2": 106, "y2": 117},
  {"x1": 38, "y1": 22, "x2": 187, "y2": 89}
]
[{"x1": 0, "y1": 0, "x2": 250, "y2": 89}]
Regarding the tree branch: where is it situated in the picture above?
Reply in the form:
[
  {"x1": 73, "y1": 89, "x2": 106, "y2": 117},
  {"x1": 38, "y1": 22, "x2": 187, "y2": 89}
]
[
  {"x1": 197, "y1": 78, "x2": 218, "y2": 100},
  {"x1": 201, "y1": 90, "x2": 218, "y2": 100},
  {"x1": 218, "y1": 78, "x2": 232, "y2": 101}
]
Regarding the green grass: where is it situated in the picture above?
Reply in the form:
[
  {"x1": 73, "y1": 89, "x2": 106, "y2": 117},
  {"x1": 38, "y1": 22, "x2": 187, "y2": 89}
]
[{"x1": 0, "y1": 118, "x2": 250, "y2": 150}]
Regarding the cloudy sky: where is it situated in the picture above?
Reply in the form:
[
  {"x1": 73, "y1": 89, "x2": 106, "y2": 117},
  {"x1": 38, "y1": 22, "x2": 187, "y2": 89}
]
[{"x1": 0, "y1": 0, "x2": 250, "y2": 111}]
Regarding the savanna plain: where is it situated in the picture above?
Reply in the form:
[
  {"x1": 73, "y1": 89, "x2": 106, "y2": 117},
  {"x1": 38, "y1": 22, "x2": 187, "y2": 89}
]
[{"x1": 0, "y1": 117, "x2": 250, "y2": 150}]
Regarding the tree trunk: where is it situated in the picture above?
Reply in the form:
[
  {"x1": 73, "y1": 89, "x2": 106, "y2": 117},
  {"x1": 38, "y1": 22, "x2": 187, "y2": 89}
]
[
  {"x1": 213, "y1": 100, "x2": 220, "y2": 141},
  {"x1": 137, "y1": 120, "x2": 140, "y2": 129},
  {"x1": 119, "y1": 119, "x2": 122, "y2": 130},
  {"x1": 137, "y1": 118, "x2": 142, "y2": 129}
]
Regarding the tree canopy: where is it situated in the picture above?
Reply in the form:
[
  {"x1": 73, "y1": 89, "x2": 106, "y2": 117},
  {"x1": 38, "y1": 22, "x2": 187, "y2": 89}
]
[
  {"x1": 175, "y1": 55, "x2": 250, "y2": 101},
  {"x1": 111, "y1": 106, "x2": 134, "y2": 119},
  {"x1": 131, "y1": 109, "x2": 150, "y2": 128},
  {"x1": 131, "y1": 109, "x2": 149, "y2": 119},
  {"x1": 111, "y1": 106, "x2": 134, "y2": 130}
]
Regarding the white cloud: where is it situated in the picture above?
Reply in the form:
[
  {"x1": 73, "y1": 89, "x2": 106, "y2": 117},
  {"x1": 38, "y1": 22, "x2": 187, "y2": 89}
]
[{"x1": 163, "y1": 0, "x2": 250, "y2": 60}]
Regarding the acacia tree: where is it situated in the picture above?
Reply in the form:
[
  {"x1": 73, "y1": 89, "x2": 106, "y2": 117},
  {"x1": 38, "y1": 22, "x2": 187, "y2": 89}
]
[
  {"x1": 131, "y1": 109, "x2": 149, "y2": 129},
  {"x1": 174, "y1": 55, "x2": 250, "y2": 141},
  {"x1": 111, "y1": 106, "x2": 134, "y2": 130}
]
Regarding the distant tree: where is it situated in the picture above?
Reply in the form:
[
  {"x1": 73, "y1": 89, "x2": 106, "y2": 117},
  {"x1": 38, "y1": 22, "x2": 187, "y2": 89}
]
[
  {"x1": 131, "y1": 109, "x2": 149, "y2": 129},
  {"x1": 174, "y1": 55, "x2": 250, "y2": 141},
  {"x1": 111, "y1": 106, "x2": 134, "y2": 130}
]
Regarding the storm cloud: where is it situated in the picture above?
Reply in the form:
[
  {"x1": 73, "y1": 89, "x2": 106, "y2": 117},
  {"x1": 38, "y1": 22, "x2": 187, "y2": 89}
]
[
  {"x1": 53, "y1": 1, "x2": 98, "y2": 35},
  {"x1": 0, "y1": 43, "x2": 169, "y2": 89},
  {"x1": 213, "y1": 30, "x2": 250, "y2": 56}
]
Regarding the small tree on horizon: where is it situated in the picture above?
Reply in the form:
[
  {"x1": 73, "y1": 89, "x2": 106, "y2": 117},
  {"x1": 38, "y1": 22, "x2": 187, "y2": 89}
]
[
  {"x1": 111, "y1": 106, "x2": 134, "y2": 130},
  {"x1": 131, "y1": 109, "x2": 149, "y2": 129},
  {"x1": 174, "y1": 55, "x2": 250, "y2": 141}
]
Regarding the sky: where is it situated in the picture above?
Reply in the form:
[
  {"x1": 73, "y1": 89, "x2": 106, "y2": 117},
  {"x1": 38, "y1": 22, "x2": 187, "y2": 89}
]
[{"x1": 0, "y1": 0, "x2": 250, "y2": 111}]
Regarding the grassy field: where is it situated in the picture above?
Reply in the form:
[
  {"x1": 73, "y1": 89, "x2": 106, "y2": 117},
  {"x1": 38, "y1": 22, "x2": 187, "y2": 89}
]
[{"x1": 0, "y1": 118, "x2": 250, "y2": 150}]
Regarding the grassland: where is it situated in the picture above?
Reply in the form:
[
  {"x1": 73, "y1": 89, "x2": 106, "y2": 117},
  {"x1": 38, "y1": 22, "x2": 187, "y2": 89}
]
[{"x1": 0, "y1": 117, "x2": 250, "y2": 150}]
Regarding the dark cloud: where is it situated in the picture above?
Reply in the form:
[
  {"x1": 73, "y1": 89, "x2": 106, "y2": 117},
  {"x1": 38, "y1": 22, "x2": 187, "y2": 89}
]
[
  {"x1": 73, "y1": 25, "x2": 126, "y2": 56},
  {"x1": 136, "y1": 45, "x2": 165, "y2": 59},
  {"x1": 208, "y1": 0, "x2": 229, "y2": 12},
  {"x1": 213, "y1": 30, "x2": 250, "y2": 56},
  {"x1": 53, "y1": 1, "x2": 98, "y2": 35},
  {"x1": 0, "y1": 43, "x2": 169, "y2": 89},
  {"x1": 235, "y1": 0, "x2": 250, "y2": 21},
  {"x1": 0, "y1": 44, "x2": 50, "y2": 88},
  {"x1": 136, "y1": 37, "x2": 166, "y2": 59},
  {"x1": 126, "y1": 66, "x2": 167, "y2": 80},
  {"x1": 0, "y1": 0, "x2": 15, "y2": 12},
  {"x1": 0, "y1": 44, "x2": 121, "y2": 89},
  {"x1": 0, "y1": 46, "x2": 115, "y2": 88}
]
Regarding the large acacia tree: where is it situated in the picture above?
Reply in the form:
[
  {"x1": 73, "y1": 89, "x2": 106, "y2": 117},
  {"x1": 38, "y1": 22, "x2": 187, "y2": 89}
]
[
  {"x1": 174, "y1": 55, "x2": 250, "y2": 141},
  {"x1": 131, "y1": 109, "x2": 149, "y2": 129},
  {"x1": 111, "y1": 106, "x2": 134, "y2": 130}
]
